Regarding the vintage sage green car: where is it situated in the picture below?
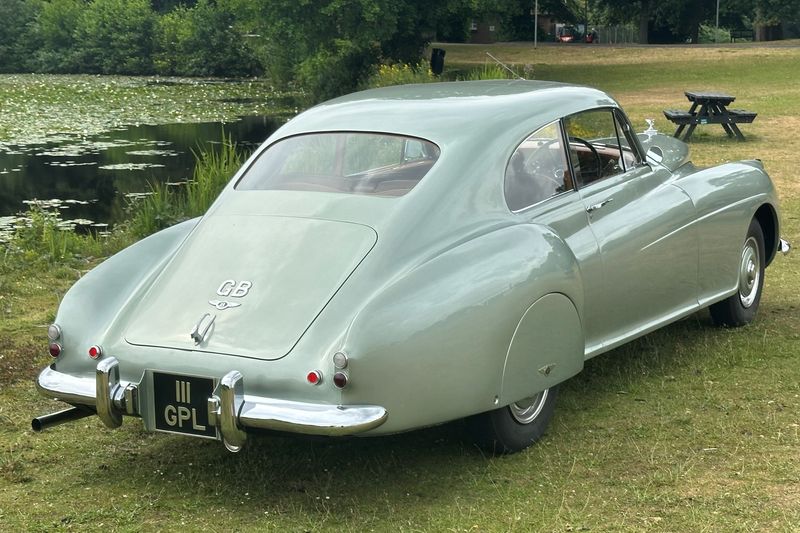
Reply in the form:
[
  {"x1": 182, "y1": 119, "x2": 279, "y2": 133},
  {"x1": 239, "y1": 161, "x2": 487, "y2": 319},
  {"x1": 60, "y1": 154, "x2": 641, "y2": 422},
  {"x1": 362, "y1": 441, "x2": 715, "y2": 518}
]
[{"x1": 33, "y1": 81, "x2": 790, "y2": 454}]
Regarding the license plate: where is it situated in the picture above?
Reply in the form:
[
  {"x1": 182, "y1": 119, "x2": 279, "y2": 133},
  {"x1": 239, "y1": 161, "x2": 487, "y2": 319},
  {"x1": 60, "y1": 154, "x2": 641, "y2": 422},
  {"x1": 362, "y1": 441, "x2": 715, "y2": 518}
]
[{"x1": 153, "y1": 372, "x2": 218, "y2": 439}]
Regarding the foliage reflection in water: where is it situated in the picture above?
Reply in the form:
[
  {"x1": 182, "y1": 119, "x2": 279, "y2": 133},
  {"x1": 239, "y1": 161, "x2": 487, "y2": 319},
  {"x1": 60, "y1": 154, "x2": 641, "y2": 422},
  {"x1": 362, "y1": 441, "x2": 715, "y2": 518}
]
[{"x1": 0, "y1": 115, "x2": 282, "y2": 225}]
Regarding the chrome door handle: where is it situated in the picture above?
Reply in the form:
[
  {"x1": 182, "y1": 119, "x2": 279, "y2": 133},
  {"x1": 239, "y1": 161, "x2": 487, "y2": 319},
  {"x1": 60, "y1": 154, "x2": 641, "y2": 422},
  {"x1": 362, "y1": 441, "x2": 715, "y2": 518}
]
[{"x1": 586, "y1": 198, "x2": 613, "y2": 213}]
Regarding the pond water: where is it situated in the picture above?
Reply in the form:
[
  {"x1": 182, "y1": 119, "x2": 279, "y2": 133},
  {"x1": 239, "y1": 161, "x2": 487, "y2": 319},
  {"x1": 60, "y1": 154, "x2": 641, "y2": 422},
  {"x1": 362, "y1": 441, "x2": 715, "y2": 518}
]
[{"x1": 0, "y1": 115, "x2": 282, "y2": 225}]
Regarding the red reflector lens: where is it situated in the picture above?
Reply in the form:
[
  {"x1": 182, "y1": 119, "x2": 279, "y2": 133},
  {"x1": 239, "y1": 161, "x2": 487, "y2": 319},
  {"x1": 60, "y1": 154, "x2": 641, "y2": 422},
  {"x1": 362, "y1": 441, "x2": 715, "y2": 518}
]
[
  {"x1": 333, "y1": 372, "x2": 348, "y2": 389},
  {"x1": 306, "y1": 370, "x2": 322, "y2": 385},
  {"x1": 88, "y1": 345, "x2": 102, "y2": 359},
  {"x1": 48, "y1": 343, "x2": 62, "y2": 358}
]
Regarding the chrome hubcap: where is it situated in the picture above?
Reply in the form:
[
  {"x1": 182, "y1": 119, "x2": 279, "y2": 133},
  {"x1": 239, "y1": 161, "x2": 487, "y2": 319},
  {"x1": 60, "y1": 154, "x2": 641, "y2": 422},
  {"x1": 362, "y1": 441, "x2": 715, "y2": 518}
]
[
  {"x1": 738, "y1": 236, "x2": 760, "y2": 308},
  {"x1": 509, "y1": 389, "x2": 548, "y2": 424}
]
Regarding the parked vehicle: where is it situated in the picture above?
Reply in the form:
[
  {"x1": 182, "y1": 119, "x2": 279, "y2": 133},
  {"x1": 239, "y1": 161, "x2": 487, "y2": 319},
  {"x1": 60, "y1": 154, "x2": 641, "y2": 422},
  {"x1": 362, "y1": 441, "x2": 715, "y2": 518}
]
[
  {"x1": 556, "y1": 25, "x2": 580, "y2": 42},
  {"x1": 33, "y1": 81, "x2": 790, "y2": 454}
]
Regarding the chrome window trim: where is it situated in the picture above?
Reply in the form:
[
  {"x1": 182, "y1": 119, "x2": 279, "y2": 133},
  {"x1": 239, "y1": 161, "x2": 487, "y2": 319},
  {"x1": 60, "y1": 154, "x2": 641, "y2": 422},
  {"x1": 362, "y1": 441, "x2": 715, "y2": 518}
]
[
  {"x1": 504, "y1": 119, "x2": 575, "y2": 213},
  {"x1": 612, "y1": 108, "x2": 645, "y2": 169},
  {"x1": 509, "y1": 188, "x2": 577, "y2": 214}
]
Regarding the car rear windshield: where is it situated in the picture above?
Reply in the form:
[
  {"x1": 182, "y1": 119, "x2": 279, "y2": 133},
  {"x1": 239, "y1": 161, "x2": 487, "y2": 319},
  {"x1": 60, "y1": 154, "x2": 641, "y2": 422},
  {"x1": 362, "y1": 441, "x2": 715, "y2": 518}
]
[{"x1": 235, "y1": 132, "x2": 441, "y2": 197}]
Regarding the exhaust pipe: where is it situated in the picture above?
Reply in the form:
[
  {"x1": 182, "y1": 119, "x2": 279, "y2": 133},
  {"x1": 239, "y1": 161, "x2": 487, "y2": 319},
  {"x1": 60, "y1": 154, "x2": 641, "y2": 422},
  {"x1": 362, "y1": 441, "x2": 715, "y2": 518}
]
[{"x1": 31, "y1": 406, "x2": 94, "y2": 432}]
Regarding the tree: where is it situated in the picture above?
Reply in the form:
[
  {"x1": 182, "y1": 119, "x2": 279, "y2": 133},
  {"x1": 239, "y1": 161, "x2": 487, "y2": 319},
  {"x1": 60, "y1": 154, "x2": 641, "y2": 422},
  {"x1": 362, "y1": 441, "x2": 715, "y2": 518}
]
[
  {"x1": 31, "y1": 0, "x2": 83, "y2": 72},
  {"x1": 230, "y1": 0, "x2": 473, "y2": 102},
  {"x1": 603, "y1": 0, "x2": 800, "y2": 43},
  {"x1": 154, "y1": 0, "x2": 259, "y2": 76},
  {"x1": 0, "y1": 0, "x2": 41, "y2": 72},
  {"x1": 73, "y1": 0, "x2": 156, "y2": 74}
]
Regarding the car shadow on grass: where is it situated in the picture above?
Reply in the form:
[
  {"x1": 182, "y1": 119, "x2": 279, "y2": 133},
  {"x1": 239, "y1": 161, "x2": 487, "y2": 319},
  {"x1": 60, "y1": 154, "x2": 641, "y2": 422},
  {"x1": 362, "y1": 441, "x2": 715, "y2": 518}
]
[{"x1": 55, "y1": 307, "x2": 782, "y2": 522}]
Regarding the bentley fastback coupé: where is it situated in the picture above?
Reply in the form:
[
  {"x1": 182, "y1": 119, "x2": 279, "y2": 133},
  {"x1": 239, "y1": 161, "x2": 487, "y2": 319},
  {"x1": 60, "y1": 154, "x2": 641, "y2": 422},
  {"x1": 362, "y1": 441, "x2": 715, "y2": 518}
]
[{"x1": 33, "y1": 81, "x2": 790, "y2": 453}]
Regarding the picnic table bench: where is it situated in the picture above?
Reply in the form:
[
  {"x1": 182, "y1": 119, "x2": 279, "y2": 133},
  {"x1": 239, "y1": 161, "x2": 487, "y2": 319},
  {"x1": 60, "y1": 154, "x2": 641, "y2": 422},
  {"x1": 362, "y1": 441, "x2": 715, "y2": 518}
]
[
  {"x1": 663, "y1": 91, "x2": 757, "y2": 142},
  {"x1": 730, "y1": 29, "x2": 754, "y2": 42}
]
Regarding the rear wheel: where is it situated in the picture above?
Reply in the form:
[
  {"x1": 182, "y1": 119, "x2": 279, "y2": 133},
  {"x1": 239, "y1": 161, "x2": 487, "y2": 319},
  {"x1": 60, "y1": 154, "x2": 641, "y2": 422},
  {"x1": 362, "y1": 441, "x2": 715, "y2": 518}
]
[
  {"x1": 468, "y1": 387, "x2": 558, "y2": 454},
  {"x1": 709, "y1": 218, "x2": 765, "y2": 327}
]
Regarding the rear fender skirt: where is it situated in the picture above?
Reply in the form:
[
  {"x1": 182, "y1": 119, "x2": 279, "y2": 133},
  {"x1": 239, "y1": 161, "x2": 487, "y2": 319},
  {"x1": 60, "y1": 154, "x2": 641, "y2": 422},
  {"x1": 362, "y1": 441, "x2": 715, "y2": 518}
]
[{"x1": 499, "y1": 293, "x2": 583, "y2": 406}]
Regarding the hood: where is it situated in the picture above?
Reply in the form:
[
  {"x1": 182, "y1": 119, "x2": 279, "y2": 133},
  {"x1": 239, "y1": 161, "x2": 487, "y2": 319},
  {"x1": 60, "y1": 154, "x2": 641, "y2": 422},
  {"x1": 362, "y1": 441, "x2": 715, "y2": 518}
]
[{"x1": 124, "y1": 214, "x2": 376, "y2": 360}]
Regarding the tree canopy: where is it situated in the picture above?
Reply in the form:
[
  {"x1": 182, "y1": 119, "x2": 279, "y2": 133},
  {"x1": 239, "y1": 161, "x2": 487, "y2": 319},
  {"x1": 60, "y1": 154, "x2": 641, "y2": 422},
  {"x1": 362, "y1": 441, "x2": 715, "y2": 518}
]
[{"x1": 0, "y1": 0, "x2": 797, "y2": 100}]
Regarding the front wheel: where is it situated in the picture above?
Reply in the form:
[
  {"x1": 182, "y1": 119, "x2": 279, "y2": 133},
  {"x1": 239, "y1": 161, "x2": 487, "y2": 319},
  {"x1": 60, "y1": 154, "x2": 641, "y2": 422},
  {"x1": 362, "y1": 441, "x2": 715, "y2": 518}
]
[
  {"x1": 709, "y1": 218, "x2": 766, "y2": 327},
  {"x1": 467, "y1": 387, "x2": 558, "y2": 454}
]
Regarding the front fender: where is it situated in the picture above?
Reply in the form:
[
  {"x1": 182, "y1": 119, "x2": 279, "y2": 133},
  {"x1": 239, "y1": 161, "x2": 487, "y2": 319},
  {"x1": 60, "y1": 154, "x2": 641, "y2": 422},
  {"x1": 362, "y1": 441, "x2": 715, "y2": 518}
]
[{"x1": 673, "y1": 161, "x2": 780, "y2": 304}]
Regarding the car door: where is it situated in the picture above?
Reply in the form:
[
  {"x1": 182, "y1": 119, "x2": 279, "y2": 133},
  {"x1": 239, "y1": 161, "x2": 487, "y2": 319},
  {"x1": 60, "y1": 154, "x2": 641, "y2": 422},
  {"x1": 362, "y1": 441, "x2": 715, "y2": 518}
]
[
  {"x1": 565, "y1": 108, "x2": 698, "y2": 354},
  {"x1": 504, "y1": 120, "x2": 604, "y2": 355}
]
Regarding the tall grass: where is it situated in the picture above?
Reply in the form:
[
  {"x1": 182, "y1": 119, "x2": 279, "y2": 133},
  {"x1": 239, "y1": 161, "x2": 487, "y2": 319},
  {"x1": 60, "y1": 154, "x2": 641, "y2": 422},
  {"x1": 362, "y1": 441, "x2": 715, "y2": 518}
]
[
  {"x1": 2, "y1": 206, "x2": 125, "y2": 267},
  {"x1": 186, "y1": 138, "x2": 243, "y2": 217},
  {"x1": 125, "y1": 135, "x2": 244, "y2": 238},
  {"x1": 1, "y1": 135, "x2": 245, "y2": 265}
]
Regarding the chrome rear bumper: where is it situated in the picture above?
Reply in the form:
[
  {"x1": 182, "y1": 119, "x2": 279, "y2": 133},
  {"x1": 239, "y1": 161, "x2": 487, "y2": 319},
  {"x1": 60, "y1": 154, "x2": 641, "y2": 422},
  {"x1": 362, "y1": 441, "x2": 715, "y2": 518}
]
[{"x1": 35, "y1": 358, "x2": 388, "y2": 451}]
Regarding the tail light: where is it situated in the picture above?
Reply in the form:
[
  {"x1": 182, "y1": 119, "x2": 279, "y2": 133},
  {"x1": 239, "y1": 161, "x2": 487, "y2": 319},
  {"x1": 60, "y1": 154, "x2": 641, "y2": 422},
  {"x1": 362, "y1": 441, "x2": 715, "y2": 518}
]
[
  {"x1": 306, "y1": 370, "x2": 322, "y2": 385},
  {"x1": 332, "y1": 372, "x2": 349, "y2": 389},
  {"x1": 47, "y1": 324, "x2": 62, "y2": 341},
  {"x1": 333, "y1": 351, "x2": 348, "y2": 369},
  {"x1": 48, "y1": 343, "x2": 62, "y2": 358},
  {"x1": 88, "y1": 345, "x2": 103, "y2": 359}
]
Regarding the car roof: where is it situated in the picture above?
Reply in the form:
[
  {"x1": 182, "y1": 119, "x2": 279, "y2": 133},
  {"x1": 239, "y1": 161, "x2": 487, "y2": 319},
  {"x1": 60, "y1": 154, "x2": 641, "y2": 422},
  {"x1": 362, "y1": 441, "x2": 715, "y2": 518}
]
[{"x1": 272, "y1": 80, "x2": 619, "y2": 146}]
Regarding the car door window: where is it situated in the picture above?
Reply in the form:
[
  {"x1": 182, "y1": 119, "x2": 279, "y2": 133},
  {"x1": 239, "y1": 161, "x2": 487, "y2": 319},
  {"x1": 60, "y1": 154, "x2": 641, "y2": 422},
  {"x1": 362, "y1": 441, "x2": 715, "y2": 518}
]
[
  {"x1": 504, "y1": 121, "x2": 573, "y2": 212},
  {"x1": 563, "y1": 109, "x2": 626, "y2": 188}
]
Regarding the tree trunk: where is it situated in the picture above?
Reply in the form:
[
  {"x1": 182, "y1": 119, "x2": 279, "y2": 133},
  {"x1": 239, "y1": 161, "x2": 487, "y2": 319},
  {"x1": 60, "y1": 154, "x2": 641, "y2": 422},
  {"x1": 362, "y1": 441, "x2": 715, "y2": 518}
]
[{"x1": 638, "y1": 0, "x2": 650, "y2": 44}]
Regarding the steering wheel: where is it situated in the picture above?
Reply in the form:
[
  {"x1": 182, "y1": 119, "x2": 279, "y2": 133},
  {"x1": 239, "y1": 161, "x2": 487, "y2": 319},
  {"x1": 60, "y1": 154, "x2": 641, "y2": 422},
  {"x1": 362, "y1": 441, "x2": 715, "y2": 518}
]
[
  {"x1": 522, "y1": 138, "x2": 567, "y2": 191},
  {"x1": 569, "y1": 136, "x2": 602, "y2": 184}
]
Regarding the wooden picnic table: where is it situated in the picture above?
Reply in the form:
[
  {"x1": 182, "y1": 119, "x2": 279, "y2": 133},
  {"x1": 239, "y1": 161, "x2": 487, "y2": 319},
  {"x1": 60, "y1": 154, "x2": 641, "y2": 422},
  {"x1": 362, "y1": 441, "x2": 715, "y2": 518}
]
[{"x1": 663, "y1": 91, "x2": 757, "y2": 142}]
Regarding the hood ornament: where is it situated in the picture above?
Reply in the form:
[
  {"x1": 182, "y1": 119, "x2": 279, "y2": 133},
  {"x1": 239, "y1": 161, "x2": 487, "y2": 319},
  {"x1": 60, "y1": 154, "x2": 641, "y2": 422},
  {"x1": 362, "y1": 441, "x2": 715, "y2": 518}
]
[
  {"x1": 209, "y1": 300, "x2": 242, "y2": 311},
  {"x1": 644, "y1": 118, "x2": 658, "y2": 138},
  {"x1": 190, "y1": 313, "x2": 216, "y2": 345}
]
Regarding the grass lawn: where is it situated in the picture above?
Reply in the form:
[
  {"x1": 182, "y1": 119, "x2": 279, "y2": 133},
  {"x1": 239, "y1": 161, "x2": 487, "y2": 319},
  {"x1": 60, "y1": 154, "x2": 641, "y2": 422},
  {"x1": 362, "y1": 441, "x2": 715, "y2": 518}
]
[{"x1": 1, "y1": 44, "x2": 799, "y2": 532}]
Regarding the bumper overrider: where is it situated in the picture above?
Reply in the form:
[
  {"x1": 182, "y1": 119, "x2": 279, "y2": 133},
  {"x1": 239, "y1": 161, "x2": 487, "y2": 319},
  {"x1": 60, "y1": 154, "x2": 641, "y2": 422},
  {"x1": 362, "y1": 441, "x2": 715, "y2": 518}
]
[{"x1": 33, "y1": 357, "x2": 388, "y2": 452}]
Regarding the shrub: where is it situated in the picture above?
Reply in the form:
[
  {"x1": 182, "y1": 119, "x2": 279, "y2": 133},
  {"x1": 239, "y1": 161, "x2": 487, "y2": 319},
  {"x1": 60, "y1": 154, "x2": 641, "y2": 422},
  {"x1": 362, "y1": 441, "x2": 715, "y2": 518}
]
[
  {"x1": 30, "y1": 0, "x2": 83, "y2": 72},
  {"x1": 73, "y1": 0, "x2": 156, "y2": 74},
  {"x1": 154, "y1": 0, "x2": 260, "y2": 77},
  {"x1": 0, "y1": 0, "x2": 40, "y2": 73},
  {"x1": 295, "y1": 40, "x2": 380, "y2": 103},
  {"x1": 698, "y1": 24, "x2": 732, "y2": 44},
  {"x1": 463, "y1": 63, "x2": 518, "y2": 81},
  {"x1": 365, "y1": 62, "x2": 437, "y2": 89}
]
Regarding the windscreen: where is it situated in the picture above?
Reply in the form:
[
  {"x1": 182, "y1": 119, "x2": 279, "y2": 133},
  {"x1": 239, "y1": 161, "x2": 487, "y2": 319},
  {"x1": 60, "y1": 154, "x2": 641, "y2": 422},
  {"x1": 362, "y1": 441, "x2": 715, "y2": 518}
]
[{"x1": 236, "y1": 132, "x2": 440, "y2": 197}]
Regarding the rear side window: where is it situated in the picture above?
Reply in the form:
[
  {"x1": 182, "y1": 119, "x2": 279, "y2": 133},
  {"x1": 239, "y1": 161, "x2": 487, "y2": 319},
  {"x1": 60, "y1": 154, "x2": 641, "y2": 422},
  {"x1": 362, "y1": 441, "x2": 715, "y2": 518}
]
[
  {"x1": 504, "y1": 121, "x2": 573, "y2": 212},
  {"x1": 236, "y1": 132, "x2": 440, "y2": 197}
]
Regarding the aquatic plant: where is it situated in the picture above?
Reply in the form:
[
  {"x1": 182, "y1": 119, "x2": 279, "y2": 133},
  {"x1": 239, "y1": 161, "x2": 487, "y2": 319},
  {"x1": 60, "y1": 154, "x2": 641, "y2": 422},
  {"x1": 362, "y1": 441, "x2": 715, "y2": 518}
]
[
  {"x1": 0, "y1": 74, "x2": 292, "y2": 145},
  {"x1": 124, "y1": 134, "x2": 245, "y2": 238},
  {"x1": 2, "y1": 203, "x2": 123, "y2": 266},
  {"x1": 185, "y1": 136, "x2": 243, "y2": 217}
]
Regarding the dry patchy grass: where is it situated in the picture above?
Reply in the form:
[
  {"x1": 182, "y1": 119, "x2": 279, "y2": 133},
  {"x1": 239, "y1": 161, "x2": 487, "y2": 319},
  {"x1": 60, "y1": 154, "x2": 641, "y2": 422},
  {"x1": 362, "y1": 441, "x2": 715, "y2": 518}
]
[{"x1": 2, "y1": 45, "x2": 800, "y2": 531}]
